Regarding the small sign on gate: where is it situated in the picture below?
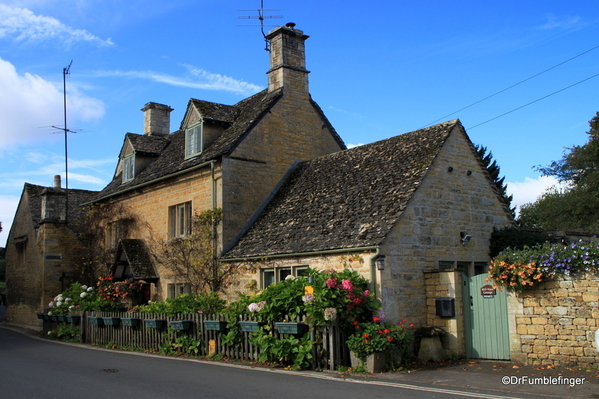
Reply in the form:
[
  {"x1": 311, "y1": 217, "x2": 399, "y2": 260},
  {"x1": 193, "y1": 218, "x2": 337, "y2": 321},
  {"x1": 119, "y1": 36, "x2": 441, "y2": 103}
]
[{"x1": 480, "y1": 285, "x2": 496, "y2": 298}]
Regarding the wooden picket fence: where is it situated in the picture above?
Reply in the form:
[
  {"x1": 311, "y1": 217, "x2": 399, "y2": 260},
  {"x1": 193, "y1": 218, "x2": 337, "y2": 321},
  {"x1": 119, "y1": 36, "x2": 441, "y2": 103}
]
[{"x1": 42, "y1": 311, "x2": 351, "y2": 370}]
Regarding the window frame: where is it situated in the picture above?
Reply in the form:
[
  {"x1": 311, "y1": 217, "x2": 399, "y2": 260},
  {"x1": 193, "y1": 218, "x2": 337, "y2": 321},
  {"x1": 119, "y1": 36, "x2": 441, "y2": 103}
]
[
  {"x1": 169, "y1": 202, "x2": 192, "y2": 238},
  {"x1": 261, "y1": 266, "x2": 309, "y2": 288},
  {"x1": 185, "y1": 122, "x2": 202, "y2": 158},
  {"x1": 123, "y1": 154, "x2": 135, "y2": 182},
  {"x1": 167, "y1": 283, "x2": 192, "y2": 298}
]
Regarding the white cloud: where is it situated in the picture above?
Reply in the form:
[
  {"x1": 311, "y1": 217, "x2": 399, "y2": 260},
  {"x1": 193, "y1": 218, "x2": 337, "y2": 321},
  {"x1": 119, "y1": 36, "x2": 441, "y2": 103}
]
[
  {"x1": 506, "y1": 175, "x2": 565, "y2": 213},
  {"x1": 537, "y1": 14, "x2": 583, "y2": 31},
  {"x1": 347, "y1": 143, "x2": 365, "y2": 149},
  {"x1": 96, "y1": 65, "x2": 264, "y2": 96},
  {"x1": 0, "y1": 4, "x2": 114, "y2": 47},
  {"x1": 0, "y1": 57, "x2": 105, "y2": 151}
]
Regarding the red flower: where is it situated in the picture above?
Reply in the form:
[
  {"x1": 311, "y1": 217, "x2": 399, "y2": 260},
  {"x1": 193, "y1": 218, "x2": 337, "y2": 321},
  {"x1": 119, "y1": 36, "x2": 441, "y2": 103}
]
[
  {"x1": 383, "y1": 329, "x2": 390, "y2": 333},
  {"x1": 378, "y1": 329, "x2": 383, "y2": 334},
  {"x1": 373, "y1": 317, "x2": 380, "y2": 322},
  {"x1": 387, "y1": 336, "x2": 394, "y2": 342},
  {"x1": 363, "y1": 333, "x2": 369, "y2": 338},
  {"x1": 409, "y1": 324, "x2": 415, "y2": 327},
  {"x1": 364, "y1": 339, "x2": 369, "y2": 343}
]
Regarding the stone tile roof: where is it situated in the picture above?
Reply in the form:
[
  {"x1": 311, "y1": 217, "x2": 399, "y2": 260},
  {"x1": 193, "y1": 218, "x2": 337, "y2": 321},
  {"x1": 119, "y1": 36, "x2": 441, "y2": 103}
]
[
  {"x1": 23, "y1": 183, "x2": 98, "y2": 228},
  {"x1": 188, "y1": 99, "x2": 239, "y2": 123},
  {"x1": 118, "y1": 239, "x2": 158, "y2": 280},
  {"x1": 223, "y1": 120, "x2": 460, "y2": 258},
  {"x1": 95, "y1": 89, "x2": 284, "y2": 200},
  {"x1": 126, "y1": 133, "x2": 170, "y2": 155}
]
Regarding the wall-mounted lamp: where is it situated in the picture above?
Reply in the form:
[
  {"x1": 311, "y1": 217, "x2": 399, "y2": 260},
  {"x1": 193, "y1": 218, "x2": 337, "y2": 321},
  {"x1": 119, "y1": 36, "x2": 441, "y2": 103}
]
[
  {"x1": 376, "y1": 255, "x2": 386, "y2": 270},
  {"x1": 460, "y1": 232, "x2": 472, "y2": 245},
  {"x1": 466, "y1": 170, "x2": 472, "y2": 176}
]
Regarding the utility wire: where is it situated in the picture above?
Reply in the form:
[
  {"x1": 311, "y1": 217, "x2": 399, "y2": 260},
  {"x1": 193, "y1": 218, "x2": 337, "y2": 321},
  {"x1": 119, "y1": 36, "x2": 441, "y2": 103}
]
[
  {"x1": 421, "y1": 43, "x2": 599, "y2": 128},
  {"x1": 468, "y1": 71, "x2": 599, "y2": 130}
]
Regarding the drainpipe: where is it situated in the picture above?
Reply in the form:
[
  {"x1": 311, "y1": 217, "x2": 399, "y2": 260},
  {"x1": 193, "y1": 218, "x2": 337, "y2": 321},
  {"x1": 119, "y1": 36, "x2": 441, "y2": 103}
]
[
  {"x1": 370, "y1": 247, "x2": 380, "y2": 299},
  {"x1": 210, "y1": 161, "x2": 217, "y2": 290}
]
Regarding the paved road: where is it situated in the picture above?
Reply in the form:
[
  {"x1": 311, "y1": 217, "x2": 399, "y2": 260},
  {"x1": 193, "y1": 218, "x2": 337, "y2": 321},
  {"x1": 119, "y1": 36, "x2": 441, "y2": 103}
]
[{"x1": 0, "y1": 326, "x2": 569, "y2": 399}]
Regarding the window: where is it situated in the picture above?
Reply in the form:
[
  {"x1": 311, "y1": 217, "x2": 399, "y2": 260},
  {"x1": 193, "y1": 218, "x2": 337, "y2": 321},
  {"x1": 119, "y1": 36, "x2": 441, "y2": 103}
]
[
  {"x1": 438, "y1": 260, "x2": 490, "y2": 276},
  {"x1": 261, "y1": 266, "x2": 308, "y2": 288},
  {"x1": 168, "y1": 283, "x2": 191, "y2": 298},
  {"x1": 185, "y1": 123, "x2": 202, "y2": 158},
  {"x1": 169, "y1": 202, "x2": 192, "y2": 238},
  {"x1": 123, "y1": 154, "x2": 135, "y2": 182}
]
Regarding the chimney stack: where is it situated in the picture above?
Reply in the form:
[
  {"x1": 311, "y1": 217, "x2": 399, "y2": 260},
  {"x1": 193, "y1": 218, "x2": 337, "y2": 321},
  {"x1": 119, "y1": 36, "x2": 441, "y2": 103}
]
[
  {"x1": 141, "y1": 102, "x2": 174, "y2": 136},
  {"x1": 266, "y1": 23, "x2": 310, "y2": 96}
]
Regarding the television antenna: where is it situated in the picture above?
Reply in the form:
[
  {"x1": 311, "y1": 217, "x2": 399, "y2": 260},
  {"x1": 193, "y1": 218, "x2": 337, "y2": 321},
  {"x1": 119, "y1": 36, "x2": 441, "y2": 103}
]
[
  {"x1": 51, "y1": 61, "x2": 74, "y2": 222},
  {"x1": 238, "y1": 0, "x2": 283, "y2": 51}
]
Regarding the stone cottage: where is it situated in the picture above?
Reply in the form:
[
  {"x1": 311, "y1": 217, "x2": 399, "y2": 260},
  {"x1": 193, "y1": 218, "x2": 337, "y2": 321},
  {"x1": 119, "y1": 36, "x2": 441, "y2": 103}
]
[
  {"x1": 88, "y1": 23, "x2": 345, "y2": 300},
  {"x1": 221, "y1": 119, "x2": 514, "y2": 356},
  {"x1": 4, "y1": 177, "x2": 98, "y2": 328}
]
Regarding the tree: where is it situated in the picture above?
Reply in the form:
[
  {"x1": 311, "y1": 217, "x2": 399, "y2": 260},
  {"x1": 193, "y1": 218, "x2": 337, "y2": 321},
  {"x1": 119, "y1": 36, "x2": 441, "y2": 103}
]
[
  {"x1": 150, "y1": 209, "x2": 241, "y2": 294},
  {"x1": 475, "y1": 144, "x2": 515, "y2": 218},
  {"x1": 518, "y1": 112, "x2": 599, "y2": 232}
]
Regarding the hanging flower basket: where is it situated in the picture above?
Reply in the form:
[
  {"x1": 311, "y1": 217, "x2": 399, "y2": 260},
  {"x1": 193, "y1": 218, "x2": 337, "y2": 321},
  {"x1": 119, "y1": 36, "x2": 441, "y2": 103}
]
[
  {"x1": 57, "y1": 315, "x2": 67, "y2": 322},
  {"x1": 50, "y1": 315, "x2": 59, "y2": 322},
  {"x1": 66, "y1": 315, "x2": 80, "y2": 324},
  {"x1": 88, "y1": 316, "x2": 104, "y2": 325},
  {"x1": 121, "y1": 318, "x2": 141, "y2": 327},
  {"x1": 239, "y1": 321, "x2": 264, "y2": 333},
  {"x1": 169, "y1": 320, "x2": 193, "y2": 331},
  {"x1": 102, "y1": 317, "x2": 120, "y2": 326},
  {"x1": 203, "y1": 320, "x2": 227, "y2": 331},
  {"x1": 144, "y1": 319, "x2": 165, "y2": 329},
  {"x1": 275, "y1": 322, "x2": 307, "y2": 335}
]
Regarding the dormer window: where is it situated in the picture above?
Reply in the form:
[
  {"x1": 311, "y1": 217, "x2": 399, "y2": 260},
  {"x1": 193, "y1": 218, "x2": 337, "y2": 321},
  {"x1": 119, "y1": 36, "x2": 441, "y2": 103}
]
[
  {"x1": 185, "y1": 123, "x2": 202, "y2": 158},
  {"x1": 123, "y1": 154, "x2": 135, "y2": 182}
]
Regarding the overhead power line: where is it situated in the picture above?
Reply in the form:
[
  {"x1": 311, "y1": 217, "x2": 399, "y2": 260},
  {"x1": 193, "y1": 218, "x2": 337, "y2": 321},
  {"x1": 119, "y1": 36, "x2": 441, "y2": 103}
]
[
  {"x1": 421, "y1": 43, "x2": 599, "y2": 129},
  {"x1": 468, "y1": 71, "x2": 599, "y2": 130}
]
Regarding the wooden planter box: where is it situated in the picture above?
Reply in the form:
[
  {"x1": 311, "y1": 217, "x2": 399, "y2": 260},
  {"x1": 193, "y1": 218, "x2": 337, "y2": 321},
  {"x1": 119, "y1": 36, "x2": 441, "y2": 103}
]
[
  {"x1": 275, "y1": 322, "x2": 307, "y2": 335},
  {"x1": 121, "y1": 318, "x2": 141, "y2": 327},
  {"x1": 203, "y1": 320, "x2": 227, "y2": 331},
  {"x1": 66, "y1": 315, "x2": 80, "y2": 324},
  {"x1": 144, "y1": 319, "x2": 165, "y2": 329},
  {"x1": 239, "y1": 321, "x2": 264, "y2": 332},
  {"x1": 169, "y1": 320, "x2": 193, "y2": 331},
  {"x1": 88, "y1": 316, "x2": 104, "y2": 325},
  {"x1": 102, "y1": 317, "x2": 120, "y2": 326}
]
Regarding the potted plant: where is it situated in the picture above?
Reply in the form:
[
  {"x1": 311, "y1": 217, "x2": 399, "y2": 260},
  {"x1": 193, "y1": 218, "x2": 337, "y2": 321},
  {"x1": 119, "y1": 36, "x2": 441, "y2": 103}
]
[
  {"x1": 203, "y1": 319, "x2": 227, "y2": 331},
  {"x1": 169, "y1": 320, "x2": 193, "y2": 331},
  {"x1": 102, "y1": 317, "x2": 121, "y2": 326},
  {"x1": 144, "y1": 319, "x2": 165, "y2": 329},
  {"x1": 346, "y1": 320, "x2": 413, "y2": 373},
  {"x1": 121, "y1": 317, "x2": 141, "y2": 327},
  {"x1": 274, "y1": 321, "x2": 307, "y2": 335}
]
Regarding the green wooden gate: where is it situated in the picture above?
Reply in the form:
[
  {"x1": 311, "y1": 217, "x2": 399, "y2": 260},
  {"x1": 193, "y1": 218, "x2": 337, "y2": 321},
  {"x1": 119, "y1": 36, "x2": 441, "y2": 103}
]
[{"x1": 462, "y1": 274, "x2": 510, "y2": 359}]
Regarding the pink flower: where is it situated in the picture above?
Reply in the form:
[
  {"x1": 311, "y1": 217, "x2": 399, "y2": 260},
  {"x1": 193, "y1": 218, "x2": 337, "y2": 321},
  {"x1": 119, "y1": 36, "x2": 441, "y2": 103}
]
[
  {"x1": 363, "y1": 290, "x2": 370, "y2": 297},
  {"x1": 326, "y1": 278, "x2": 337, "y2": 288},
  {"x1": 341, "y1": 279, "x2": 353, "y2": 291}
]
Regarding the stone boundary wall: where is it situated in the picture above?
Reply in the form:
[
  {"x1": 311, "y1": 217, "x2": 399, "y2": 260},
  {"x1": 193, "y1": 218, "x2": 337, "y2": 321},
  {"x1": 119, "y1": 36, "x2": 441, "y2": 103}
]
[
  {"x1": 510, "y1": 273, "x2": 599, "y2": 367},
  {"x1": 423, "y1": 270, "x2": 465, "y2": 356}
]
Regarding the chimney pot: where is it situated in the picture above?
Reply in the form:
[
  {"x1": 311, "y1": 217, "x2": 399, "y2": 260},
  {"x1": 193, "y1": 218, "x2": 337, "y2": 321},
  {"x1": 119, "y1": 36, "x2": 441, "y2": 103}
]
[
  {"x1": 286, "y1": 22, "x2": 296, "y2": 28},
  {"x1": 53, "y1": 175, "x2": 61, "y2": 188}
]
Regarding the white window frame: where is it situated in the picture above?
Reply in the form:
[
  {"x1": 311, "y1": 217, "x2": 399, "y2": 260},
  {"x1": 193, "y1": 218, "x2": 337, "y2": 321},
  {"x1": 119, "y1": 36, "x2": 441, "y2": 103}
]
[
  {"x1": 185, "y1": 123, "x2": 202, "y2": 158},
  {"x1": 261, "y1": 266, "x2": 309, "y2": 288},
  {"x1": 169, "y1": 202, "x2": 192, "y2": 238},
  {"x1": 438, "y1": 260, "x2": 489, "y2": 276},
  {"x1": 168, "y1": 283, "x2": 191, "y2": 298},
  {"x1": 123, "y1": 154, "x2": 135, "y2": 182}
]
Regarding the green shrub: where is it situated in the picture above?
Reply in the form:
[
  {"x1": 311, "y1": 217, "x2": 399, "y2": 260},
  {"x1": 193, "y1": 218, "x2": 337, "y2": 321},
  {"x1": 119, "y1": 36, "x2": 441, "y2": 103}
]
[{"x1": 135, "y1": 292, "x2": 225, "y2": 315}]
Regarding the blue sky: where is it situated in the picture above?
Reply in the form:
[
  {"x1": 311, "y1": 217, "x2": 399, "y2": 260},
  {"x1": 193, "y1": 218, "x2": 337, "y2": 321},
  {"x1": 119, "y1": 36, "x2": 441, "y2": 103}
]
[{"x1": 1, "y1": 0, "x2": 599, "y2": 246}]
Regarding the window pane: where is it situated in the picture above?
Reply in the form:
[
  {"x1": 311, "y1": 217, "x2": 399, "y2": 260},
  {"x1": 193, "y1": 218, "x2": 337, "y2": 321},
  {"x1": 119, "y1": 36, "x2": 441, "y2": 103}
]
[
  {"x1": 278, "y1": 268, "x2": 291, "y2": 281},
  {"x1": 295, "y1": 267, "x2": 309, "y2": 277},
  {"x1": 263, "y1": 270, "x2": 274, "y2": 287}
]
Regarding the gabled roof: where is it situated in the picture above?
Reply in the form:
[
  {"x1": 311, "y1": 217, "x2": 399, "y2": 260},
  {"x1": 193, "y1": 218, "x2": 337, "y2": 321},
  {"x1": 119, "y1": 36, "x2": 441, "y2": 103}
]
[
  {"x1": 125, "y1": 133, "x2": 170, "y2": 155},
  {"x1": 95, "y1": 89, "x2": 283, "y2": 201},
  {"x1": 115, "y1": 239, "x2": 158, "y2": 280},
  {"x1": 186, "y1": 99, "x2": 239, "y2": 124},
  {"x1": 223, "y1": 120, "x2": 461, "y2": 258}
]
